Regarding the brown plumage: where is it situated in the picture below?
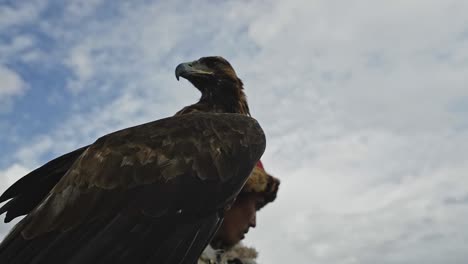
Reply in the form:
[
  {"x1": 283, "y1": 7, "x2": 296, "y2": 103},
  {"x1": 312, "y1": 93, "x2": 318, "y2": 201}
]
[
  {"x1": 0, "y1": 56, "x2": 265, "y2": 264},
  {"x1": 175, "y1": 56, "x2": 250, "y2": 116}
]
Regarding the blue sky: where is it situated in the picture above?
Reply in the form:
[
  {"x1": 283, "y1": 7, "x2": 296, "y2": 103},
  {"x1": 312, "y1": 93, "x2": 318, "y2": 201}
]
[{"x1": 1, "y1": 1, "x2": 468, "y2": 263}]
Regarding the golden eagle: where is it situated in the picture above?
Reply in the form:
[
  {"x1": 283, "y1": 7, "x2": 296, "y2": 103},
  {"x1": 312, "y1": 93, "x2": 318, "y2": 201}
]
[{"x1": 0, "y1": 56, "x2": 265, "y2": 264}]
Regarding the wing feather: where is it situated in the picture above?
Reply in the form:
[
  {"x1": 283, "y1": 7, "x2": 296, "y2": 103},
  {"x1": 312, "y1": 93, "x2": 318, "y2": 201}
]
[{"x1": 0, "y1": 146, "x2": 88, "y2": 222}]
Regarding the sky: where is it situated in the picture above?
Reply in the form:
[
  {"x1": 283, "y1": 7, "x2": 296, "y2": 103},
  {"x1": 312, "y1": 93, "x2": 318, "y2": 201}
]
[{"x1": 1, "y1": 0, "x2": 468, "y2": 263}]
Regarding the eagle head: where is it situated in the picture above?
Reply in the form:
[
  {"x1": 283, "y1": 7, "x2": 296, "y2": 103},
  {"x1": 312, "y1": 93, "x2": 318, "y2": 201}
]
[
  {"x1": 175, "y1": 56, "x2": 242, "y2": 93},
  {"x1": 175, "y1": 56, "x2": 249, "y2": 115}
]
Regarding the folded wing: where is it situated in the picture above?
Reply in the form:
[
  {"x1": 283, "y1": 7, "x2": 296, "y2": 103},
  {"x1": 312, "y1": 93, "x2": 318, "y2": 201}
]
[{"x1": 0, "y1": 113, "x2": 265, "y2": 264}]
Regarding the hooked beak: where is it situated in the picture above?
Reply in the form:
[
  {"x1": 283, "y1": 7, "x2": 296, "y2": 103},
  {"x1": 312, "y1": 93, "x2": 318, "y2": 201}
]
[
  {"x1": 175, "y1": 62, "x2": 192, "y2": 81},
  {"x1": 175, "y1": 60, "x2": 213, "y2": 81}
]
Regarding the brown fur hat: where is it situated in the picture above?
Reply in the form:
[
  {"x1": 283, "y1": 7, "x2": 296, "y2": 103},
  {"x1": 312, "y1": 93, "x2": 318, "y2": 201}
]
[{"x1": 241, "y1": 161, "x2": 280, "y2": 209}]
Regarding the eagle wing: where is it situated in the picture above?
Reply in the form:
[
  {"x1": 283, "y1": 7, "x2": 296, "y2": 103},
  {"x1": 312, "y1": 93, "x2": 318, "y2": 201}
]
[
  {"x1": 0, "y1": 146, "x2": 88, "y2": 222},
  {"x1": 0, "y1": 113, "x2": 265, "y2": 264}
]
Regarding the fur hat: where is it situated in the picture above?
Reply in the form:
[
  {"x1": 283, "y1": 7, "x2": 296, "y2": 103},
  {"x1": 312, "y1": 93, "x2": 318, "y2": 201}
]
[{"x1": 241, "y1": 161, "x2": 280, "y2": 209}]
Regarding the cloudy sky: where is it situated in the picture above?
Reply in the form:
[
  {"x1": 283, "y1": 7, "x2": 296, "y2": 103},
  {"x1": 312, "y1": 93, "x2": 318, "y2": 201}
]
[{"x1": 1, "y1": 0, "x2": 468, "y2": 263}]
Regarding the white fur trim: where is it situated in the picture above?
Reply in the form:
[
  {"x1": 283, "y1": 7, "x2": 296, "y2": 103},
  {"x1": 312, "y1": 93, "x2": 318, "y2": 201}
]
[{"x1": 198, "y1": 243, "x2": 258, "y2": 264}]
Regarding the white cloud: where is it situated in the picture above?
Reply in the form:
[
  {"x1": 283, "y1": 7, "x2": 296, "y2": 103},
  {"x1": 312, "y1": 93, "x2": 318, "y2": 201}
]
[
  {"x1": 15, "y1": 136, "x2": 54, "y2": 167},
  {"x1": 0, "y1": 34, "x2": 44, "y2": 65},
  {"x1": 249, "y1": 151, "x2": 468, "y2": 264},
  {"x1": 0, "y1": 1, "x2": 46, "y2": 29},
  {"x1": 242, "y1": 0, "x2": 468, "y2": 133},
  {"x1": 0, "y1": 164, "x2": 30, "y2": 189},
  {"x1": 0, "y1": 35, "x2": 35, "y2": 58},
  {"x1": 64, "y1": 0, "x2": 104, "y2": 19},
  {"x1": 0, "y1": 66, "x2": 26, "y2": 97},
  {"x1": 65, "y1": 45, "x2": 95, "y2": 93},
  {"x1": 0, "y1": 65, "x2": 27, "y2": 112},
  {"x1": 1, "y1": 1, "x2": 468, "y2": 263}
]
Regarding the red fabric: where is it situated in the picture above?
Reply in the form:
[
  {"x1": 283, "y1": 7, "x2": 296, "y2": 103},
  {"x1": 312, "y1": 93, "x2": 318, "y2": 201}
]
[{"x1": 256, "y1": 160, "x2": 264, "y2": 170}]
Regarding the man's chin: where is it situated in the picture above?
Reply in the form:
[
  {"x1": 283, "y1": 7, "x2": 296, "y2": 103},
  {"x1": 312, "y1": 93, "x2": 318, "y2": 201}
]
[
  {"x1": 227, "y1": 236, "x2": 244, "y2": 248},
  {"x1": 211, "y1": 238, "x2": 239, "y2": 249}
]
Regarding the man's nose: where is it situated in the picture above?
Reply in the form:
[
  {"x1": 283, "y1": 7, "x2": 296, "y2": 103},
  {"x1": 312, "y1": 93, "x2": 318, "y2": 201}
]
[{"x1": 249, "y1": 213, "x2": 256, "y2": 228}]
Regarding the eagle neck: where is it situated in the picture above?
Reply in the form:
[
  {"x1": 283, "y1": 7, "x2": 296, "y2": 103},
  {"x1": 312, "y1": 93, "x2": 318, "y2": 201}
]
[{"x1": 176, "y1": 83, "x2": 250, "y2": 116}]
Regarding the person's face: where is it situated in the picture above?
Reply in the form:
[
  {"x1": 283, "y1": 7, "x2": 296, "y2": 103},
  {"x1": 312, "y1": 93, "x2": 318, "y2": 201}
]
[{"x1": 213, "y1": 193, "x2": 265, "y2": 248}]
